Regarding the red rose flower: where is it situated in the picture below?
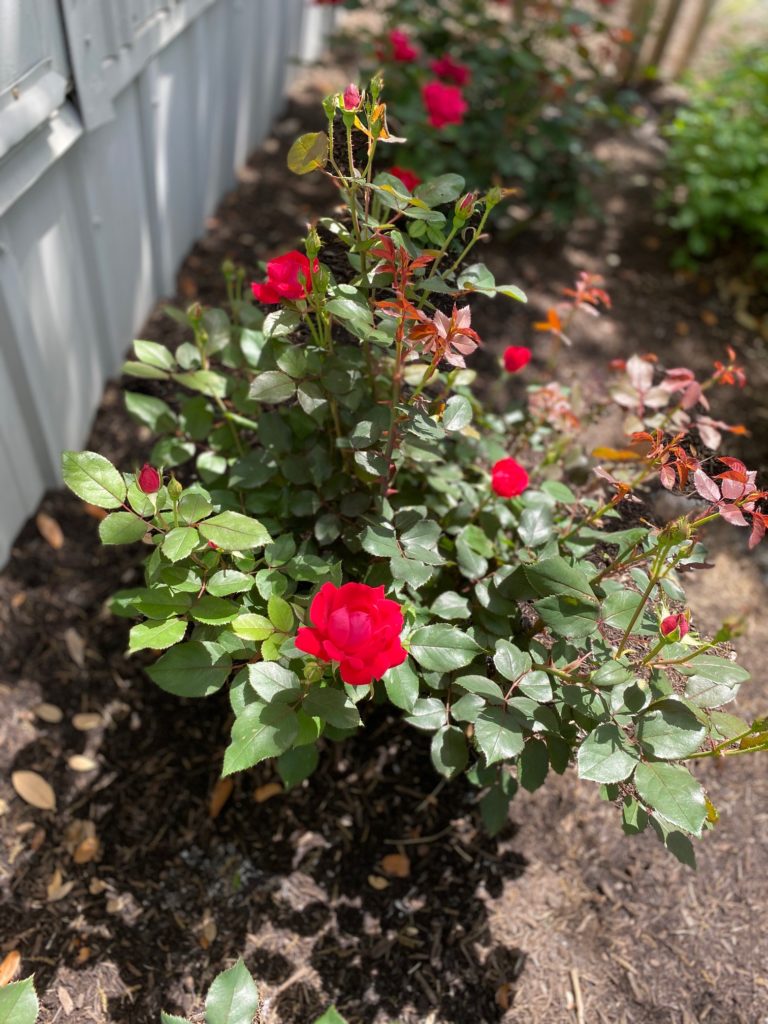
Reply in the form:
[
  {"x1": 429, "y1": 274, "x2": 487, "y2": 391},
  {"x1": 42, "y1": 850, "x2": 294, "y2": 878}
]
[
  {"x1": 251, "y1": 251, "x2": 319, "y2": 304},
  {"x1": 421, "y1": 81, "x2": 468, "y2": 129},
  {"x1": 389, "y1": 166, "x2": 422, "y2": 191},
  {"x1": 660, "y1": 612, "x2": 690, "y2": 639},
  {"x1": 390, "y1": 29, "x2": 418, "y2": 62},
  {"x1": 137, "y1": 463, "x2": 161, "y2": 494},
  {"x1": 429, "y1": 54, "x2": 471, "y2": 87},
  {"x1": 296, "y1": 582, "x2": 407, "y2": 686},
  {"x1": 503, "y1": 346, "x2": 532, "y2": 373},
  {"x1": 491, "y1": 458, "x2": 529, "y2": 498}
]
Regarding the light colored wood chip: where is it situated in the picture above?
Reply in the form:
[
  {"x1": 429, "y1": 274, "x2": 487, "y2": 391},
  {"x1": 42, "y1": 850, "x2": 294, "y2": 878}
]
[
  {"x1": 10, "y1": 592, "x2": 26, "y2": 609},
  {"x1": 11, "y1": 770, "x2": 56, "y2": 811},
  {"x1": 208, "y1": 777, "x2": 234, "y2": 819},
  {"x1": 68, "y1": 755, "x2": 98, "y2": 772},
  {"x1": 254, "y1": 782, "x2": 282, "y2": 803},
  {"x1": 0, "y1": 950, "x2": 21, "y2": 986},
  {"x1": 47, "y1": 868, "x2": 75, "y2": 902},
  {"x1": 63, "y1": 628, "x2": 86, "y2": 668},
  {"x1": 36, "y1": 512, "x2": 65, "y2": 550},
  {"x1": 34, "y1": 703, "x2": 64, "y2": 724},
  {"x1": 380, "y1": 852, "x2": 411, "y2": 878},
  {"x1": 72, "y1": 713, "x2": 102, "y2": 731},
  {"x1": 73, "y1": 836, "x2": 101, "y2": 865},
  {"x1": 83, "y1": 503, "x2": 108, "y2": 521},
  {"x1": 367, "y1": 875, "x2": 389, "y2": 890},
  {"x1": 58, "y1": 985, "x2": 74, "y2": 1015}
]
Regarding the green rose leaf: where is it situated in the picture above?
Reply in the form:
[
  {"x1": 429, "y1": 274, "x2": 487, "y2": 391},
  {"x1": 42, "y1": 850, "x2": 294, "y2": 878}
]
[
  {"x1": 147, "y1": 641, "x2": 231, "y2": 697},
  {"x1": 383, "y1": 659, "x2": 420, "y2": 713},
  {"x1": 637, "y1": 700, "x2": 707, "y2": 759},
  {"x1": 518, "y1": 739, "x2": 549, "y2": 792},
  {"x1": 474, "y1": 706, "x2": 524, "y2": 765},
  {"x1": 267, "y1": 594, "x2": 294, "y2": 633},
  {"x1": 408, "y1": 625, "x2": 480, "y2": 672},
  {"x1": 247, "y1": 663, "x2": 301, "y2": 703},
  {"x1": 303, "y1": 688, "x2": 361, "y2": 730},
  {"x1": 634, "y1": 761, "x2": 707, "y2": 836},
  {"x1": 493, "y1": 639, "x2": 531, "y2": 682},
  {"x1": 430, "y1": 591, "x2": 470, "y2": 621},
  {"x1": 518, "y1": 505, "x2": 553, "y2": 547},
  {"x1": 160, "y1": 1014, "x2": 191, "y2": 1024},
  {"x1": 207, "y1": 570, "x2": 254, "y2": 597},
  {"x1": 232, "y1": 614, "x2": 274, "y2": 641},
  {"x1": 62, "y1": 451, "x2": 127, "y2": 509},
  {"x1": 404, "y1": 697, "x2": 446, "y2": 732},
  {"x1": 287, "y1": 131, "x2": 328, "y2": 175},
  {"x1": 190, "y1": 595, "x2": 240, "y2": 625},
  {"x1": 681, "y1": 656, "x2": 749, "y2": 708},
  {"x1": 442, "y1": 395, "x2": 473, "y2": 432},
  {"x1": 277, "y1": 745, "x2": 319, "y2": 790},
  {"x1": 577, "y1": 723, "x2": 639, "y2": 783},
  {"x1": 431, "y1": 725, "x2": 468, "y2": 778},
  {"x1": 0, "y1": 976, "x2": 39, "y2": 1024},
  {"x1": 162, "y1": 526, "x2": 199, "y2": 562},
  {"x1": 248, "y1": 371, "x2": 296, "y2": 404},
  {"x1": 98, "y1": 511, "x2": 149, "y2": 545},
  {"x1": 128, "y1": 617, "x2": 187, "y2": 653},
  {"x1": 199, "y1": 512, "x2": 272, "y2": 551},
  {"x1": 204, "y1": 958, "x2": 260, "y2": 1024},
  {"x1": 223, "y1": 702, "x2": 298, "y2": 775},
  {"x1": 133, "y1": 338, "x2": 176, "y2": 371}
]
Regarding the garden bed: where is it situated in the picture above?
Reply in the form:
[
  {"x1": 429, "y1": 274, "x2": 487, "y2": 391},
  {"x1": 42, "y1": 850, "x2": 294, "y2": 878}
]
[{"x1": 2, "y1": 73, "x2": 767, "y2": 1024}]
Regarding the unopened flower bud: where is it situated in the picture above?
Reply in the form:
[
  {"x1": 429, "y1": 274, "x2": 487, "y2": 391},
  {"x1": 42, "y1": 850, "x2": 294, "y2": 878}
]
[
  {"x1": 660, "y1": 612, "x2": 690, "y2": 641},
  {"x1": 167, "y1": 476, "x2": 183, "y2": 502},
  {"x1": 137, "y1": 464, "x2": 161, "y2": 494},
  {"x1": 455, "y1": 192, "x2": 477, "y2": 220},
  {"x1": 305, "y1": 227, "x2": 322, "y2": 260},
  {"x1": 342, "y1": 83, "x2": 362, "y2": 111}
]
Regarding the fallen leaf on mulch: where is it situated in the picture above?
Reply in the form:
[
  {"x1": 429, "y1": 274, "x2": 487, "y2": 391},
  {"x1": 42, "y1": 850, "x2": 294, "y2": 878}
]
[
  {"x1": 209, "y1": 777, "x2": 234, "y2": 819},
  {"x1": 64, "y1": 820, "x2": 101, "y2": 864},
  {"x1": 368, "y1": 875, "x2": 389, "y2": 890},
  {"x1": 11, "y1": 770, "x2": 56, "y2": 811},
  {"x1": 0, "y1": 950, "x2": 21, "y2": 986},
  {"x1": 72, "y1": 713, "x2": 102, "y2": 731},
  {"x1": 34, "y1": 703, "x2": 64, "y2": 724},
  {"x1": 380, "y1": 852, "x2": 411, "y2": 878},
  {"x1": 83, "y1": 503, "x2": 108, "y2": 521},
  {"x1": 35, "y1": 512, "x2": 65, "y2": 550},
  {"x1": 57, "y1": 985, "x2": 74, "y2": 1015},
  {"x1": 254, "y1": 782, "x2": 282, "y2": 803},
  {"x1": 10, "y1": 591, "x2": 26, "y2": 609},
  {"x1": 68, "y1": 755, "x2": 98, "y2": 773},
  {"x1": 47, "y1": 867, "x2": 75, "y2": 902},
  {"x1": 495, "y1": 983, "x2": 511, "y2": 1010},
  {"x1": 63, "y1": 628, "x2": 86, "y2": 669}
]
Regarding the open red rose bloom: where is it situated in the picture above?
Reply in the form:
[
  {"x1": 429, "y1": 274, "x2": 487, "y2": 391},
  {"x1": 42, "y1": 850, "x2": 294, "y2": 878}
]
[
  {"x1": 296, "y1": 582, "x2": 407, "y2": 685},
  {"x1": 491, "y1": 457, "x2": 529, "y2": 498},
  {"x1": 251, "y1": 250, "x2": 318, "y2": 304}
]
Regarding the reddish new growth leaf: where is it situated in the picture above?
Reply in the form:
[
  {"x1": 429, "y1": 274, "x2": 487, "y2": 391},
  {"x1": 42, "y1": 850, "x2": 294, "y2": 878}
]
[
  {"x1": 631, "y1": 429, "x2": 700, "y2": 491},
  {"x1": 562, "y1": 271, "x2": 611, "y2": 312},
  {"x1": 713, "y1": 346, "x2": 746, "y2": 388}
]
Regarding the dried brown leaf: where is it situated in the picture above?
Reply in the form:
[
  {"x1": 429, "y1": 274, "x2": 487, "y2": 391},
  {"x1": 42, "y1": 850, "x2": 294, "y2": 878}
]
[
  {"x1": 208, "y1": 777, "x2": 234, "y2": 819},
  {"x1": 36, "y1": 512, "x2": 65, "y2": 550},
  {"x1": 0, "y1": 950, "x2": 21, "y2": 986},
  {"x1": 11, "y1": 770, "x2": 56, "y2": 811},
  {"x1": 68, "y1": 755, "x2": 98, "y2": 773},
  {"x1": 381, "y1": 852, "x2": 411, "y2": 878},
  {"x1": 73, "y1": 836, "x2": 101, "y2": 864},
  {"x1": 367, "y1": 875, "x2": 389, "y2": 890},
  {"x1": 83, "y1": 503, "x2": 108, "y2": 521},
  {"x1": 254, "y1": 782, "x2": 282, "y2": 804}
]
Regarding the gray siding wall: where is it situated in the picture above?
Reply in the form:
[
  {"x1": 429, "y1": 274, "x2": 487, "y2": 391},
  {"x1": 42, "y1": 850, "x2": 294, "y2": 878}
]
[{"x1": 0, "y1": 0, "x2": 334, "y2": 565}]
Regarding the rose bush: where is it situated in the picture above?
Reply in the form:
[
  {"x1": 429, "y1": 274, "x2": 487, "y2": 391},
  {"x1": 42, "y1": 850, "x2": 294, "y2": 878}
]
[
  {"x1": 338, "y1": 0, "x2": 634, "y2": 225},
  {"x1": 62, "y1": 81, "x2": 768, "y2": 866}
]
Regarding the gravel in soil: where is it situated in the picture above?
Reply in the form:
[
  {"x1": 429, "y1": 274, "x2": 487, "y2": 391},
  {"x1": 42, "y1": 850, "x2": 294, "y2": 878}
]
[{"x1": 2, "y1": 74, "x2": 768, "y2": 1024}]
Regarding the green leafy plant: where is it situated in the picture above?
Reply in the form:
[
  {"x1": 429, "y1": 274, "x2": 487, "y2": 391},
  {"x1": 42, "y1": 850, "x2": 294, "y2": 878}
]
[
  {"x1": 337, "y1": 0, "x2": 632, "y2": 225},
  {"x1": 663, "y1": 45, "x2": 768, "y2": 269},
  {"x1": 62, "y1": 81, "x2": 767, "y2": 866},
  {"x1": 0, "y1": 975, "x2": 39, "y2": 1024}
]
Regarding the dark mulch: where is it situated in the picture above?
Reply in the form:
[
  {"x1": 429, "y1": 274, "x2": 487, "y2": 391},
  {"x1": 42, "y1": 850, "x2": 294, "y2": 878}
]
[{"x1": 2, "y1": 72, "x2": 768, "y2": 1024}]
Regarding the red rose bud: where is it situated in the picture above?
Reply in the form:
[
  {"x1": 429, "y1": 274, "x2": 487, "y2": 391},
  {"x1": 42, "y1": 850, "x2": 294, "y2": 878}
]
[
  {"x1": 137, "y1": 463, "x2": 161, "y2": 494},
  {"x1": 503, "y1": 346, "x2": 532, "y2": 373},
  {"x1": 342, "y1": 83, "x2": 361, "y2": 110},
  {"x1": 454, "y1": 192, "x2": 477, "y2": 220},
  {"x1": 295, "y1": 582, "x2": 407, "y2": 686},
  {"x1": 389, "y1": 166, "x2": 421, "y2": 191},
  {"x1": 660, "y1": 612, "x2": 690, "y2": 640},
  {"x1": 491, "y1": 457, "x2": 529, "y2": 498},
  {"x1": 251, "y1": 250, "x2": 319, "y2": 304}
]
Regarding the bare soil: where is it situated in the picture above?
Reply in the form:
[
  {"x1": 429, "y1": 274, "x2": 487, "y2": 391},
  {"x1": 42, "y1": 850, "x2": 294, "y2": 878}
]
[{"x1": 2, "y1": 69, "x2": 768, "y2": 1024}]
